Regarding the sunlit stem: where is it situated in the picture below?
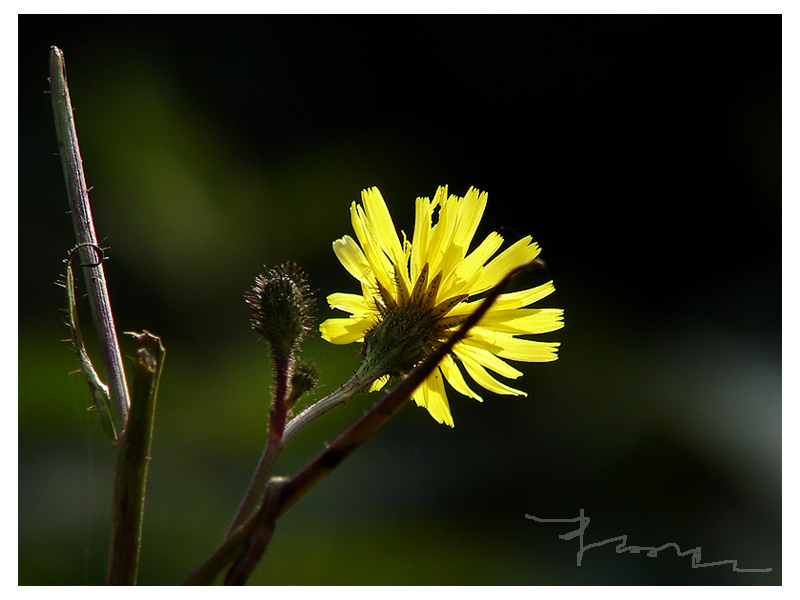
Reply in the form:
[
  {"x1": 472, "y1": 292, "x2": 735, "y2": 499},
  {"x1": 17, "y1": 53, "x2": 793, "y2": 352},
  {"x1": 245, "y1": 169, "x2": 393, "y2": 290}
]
[
  {"x1": 49, "y1": 46, "x2": 130, "y2": 433},
  {"x1": 282, "y1": 360, "x2": 383, "y2": 446}
]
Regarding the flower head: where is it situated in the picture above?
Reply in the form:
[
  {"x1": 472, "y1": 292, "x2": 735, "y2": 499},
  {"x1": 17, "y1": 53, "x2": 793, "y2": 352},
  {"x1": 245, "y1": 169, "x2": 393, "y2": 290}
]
[{"x1": 320, "y1": 186, "x2": 563, "y2": 426}]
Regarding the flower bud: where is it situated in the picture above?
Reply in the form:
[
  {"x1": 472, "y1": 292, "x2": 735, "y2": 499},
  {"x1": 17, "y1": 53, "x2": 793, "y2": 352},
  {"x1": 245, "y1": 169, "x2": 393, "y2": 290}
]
[
  {"x1": 245, "y1": 263, "x2": 315, "y2": 358},
  {"x1": 287, "y1": 362, "x2": 319, "y2": 409}
]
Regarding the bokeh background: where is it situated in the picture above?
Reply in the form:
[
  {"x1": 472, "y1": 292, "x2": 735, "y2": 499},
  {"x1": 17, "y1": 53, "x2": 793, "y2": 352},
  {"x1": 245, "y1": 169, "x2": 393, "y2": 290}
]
[{"x1": 19, "y1": 16, "x2": 780, "y2": 585}]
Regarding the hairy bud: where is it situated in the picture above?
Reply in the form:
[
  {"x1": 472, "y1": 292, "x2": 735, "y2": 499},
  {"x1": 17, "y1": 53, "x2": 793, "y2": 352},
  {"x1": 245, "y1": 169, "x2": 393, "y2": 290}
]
[
  {"x1": 287, "y1": 362, "x2": 319, "y2": 409},
  {"x1": 245, "y1": 263, "x2": 315, "y2": 358}
]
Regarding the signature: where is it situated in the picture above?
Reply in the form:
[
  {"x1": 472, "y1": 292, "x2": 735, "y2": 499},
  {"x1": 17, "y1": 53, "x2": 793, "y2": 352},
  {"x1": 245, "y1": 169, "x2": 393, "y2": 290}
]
[{"x1": 525, "y1": 509, "x2": 771, "y2": 573}]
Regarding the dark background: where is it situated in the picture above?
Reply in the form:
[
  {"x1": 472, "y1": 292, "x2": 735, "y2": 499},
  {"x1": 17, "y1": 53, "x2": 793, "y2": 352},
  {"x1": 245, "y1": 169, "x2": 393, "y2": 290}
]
[{"x1": 19, "y1": 16, "x2": 780, "y2": 585}]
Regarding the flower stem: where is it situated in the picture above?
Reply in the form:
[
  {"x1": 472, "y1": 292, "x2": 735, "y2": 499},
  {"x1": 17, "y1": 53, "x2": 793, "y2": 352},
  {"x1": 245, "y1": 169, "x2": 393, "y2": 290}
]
[
  {"x1": 223, "y1": 477, "x2": 286, "y2": 585},
  {"x1": 106, "y1": 332, "x2": 165, "y2": 585},
  {"x1": 275, "y1": 262, "x2": 525, "y2": 517},
  {"x1": 50, "y1": 46, "x2": 130, "y2": 434},
  {"x1": 183, "y1": 261, "x2": 536, "y2": 585},
  {"x1": 224, "y1": 359, "x2": 378, "y2": 538},
  {"x1": 224, "y1": 352, "x2": 292, "y2": 538},
  {"x1": 224, "y1": 439, "x2": 281, "y2": 539},
  {"x1": 282, "y1": 361, "x2": 380, "y2": 445},
  {"x1": 268, "y1": 352, "x2": 293, "y2": 444}
]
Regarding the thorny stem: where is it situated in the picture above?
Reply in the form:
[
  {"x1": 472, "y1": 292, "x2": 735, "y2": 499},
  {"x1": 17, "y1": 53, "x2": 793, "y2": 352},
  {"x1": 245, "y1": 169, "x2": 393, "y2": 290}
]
[
  {"x1": 50, "y1": 46, "x2": 130, "y2": 433},
  {"x1": 183, "y1": 260, "x2": 539, "y2": 585}
]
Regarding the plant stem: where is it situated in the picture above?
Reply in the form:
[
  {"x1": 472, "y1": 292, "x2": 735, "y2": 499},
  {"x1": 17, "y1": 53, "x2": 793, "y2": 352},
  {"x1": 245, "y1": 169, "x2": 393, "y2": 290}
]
[
  {"x1": 50, "y1": 46, "x2": 130, "y2": 433},
  {"x1": 223, "y1": 477, "x2": 286, "y2": 585},
  {"x1": 183, "y1": 261, "x2": 536, "y2": 585},
  {"x1": 224, "y1": 358, "x2": 378, "y2": 538},
  {"x1": 224, "y1": 353, "x2": 292, "y2": 538},
  {"x1": 63, "y1": 252, "x2": 117, "y2": 443},
  {"x1": 185, "y1": 363, "x2": 382, "y2": 584},
  {"x1": 268, "y1": 353, "x2": 293, "y2": 447},
  {"x1": 282, "y1": 360, "x2": 380, "y2": 446},
  {"x1": 106, "y1": 331, "x2": 165, "y2": 585},
  {"x1": 275, "y1": 262, "x2": 524, "y2": 517}
]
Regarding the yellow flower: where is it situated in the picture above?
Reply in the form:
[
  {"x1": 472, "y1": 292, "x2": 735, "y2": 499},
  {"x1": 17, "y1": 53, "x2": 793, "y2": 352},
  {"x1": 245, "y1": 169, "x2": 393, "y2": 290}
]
[{"x1": 320, "y1": 186, "x2": 563, "y2": 426}]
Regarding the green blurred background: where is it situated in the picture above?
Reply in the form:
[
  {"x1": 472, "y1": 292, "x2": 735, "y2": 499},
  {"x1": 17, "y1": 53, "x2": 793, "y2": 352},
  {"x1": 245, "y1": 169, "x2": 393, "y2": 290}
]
[{"x1": 19, "y1": 16, "x2": 780, "y2": 585}]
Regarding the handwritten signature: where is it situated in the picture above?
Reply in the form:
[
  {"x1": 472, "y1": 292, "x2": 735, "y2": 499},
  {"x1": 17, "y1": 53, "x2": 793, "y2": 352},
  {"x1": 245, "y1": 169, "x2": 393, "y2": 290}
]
[{"x1": 525, "y1": 509, "x2": 771, "y2": 573}]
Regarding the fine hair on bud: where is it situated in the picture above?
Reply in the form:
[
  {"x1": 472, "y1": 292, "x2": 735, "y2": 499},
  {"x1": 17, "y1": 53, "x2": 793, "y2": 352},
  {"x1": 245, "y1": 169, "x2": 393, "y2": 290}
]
[{"x1": 245, "y1": 262, "x2": 316, "y2": 358}]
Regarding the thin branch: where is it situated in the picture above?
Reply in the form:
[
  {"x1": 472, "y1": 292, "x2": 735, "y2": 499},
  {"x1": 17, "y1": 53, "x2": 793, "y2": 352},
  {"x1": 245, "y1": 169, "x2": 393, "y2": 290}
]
[{"x1": 50, "y1": 46, "x2": 130, "y2": 432}]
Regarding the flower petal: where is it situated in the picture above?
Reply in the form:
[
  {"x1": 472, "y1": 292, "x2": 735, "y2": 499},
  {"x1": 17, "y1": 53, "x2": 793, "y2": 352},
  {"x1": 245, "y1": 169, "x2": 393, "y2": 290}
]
[
  {"x1": 495, "y1": 338, "x2": 561, "y2": 363},
  {"x1": 451, "y1": 187, "x2": 488, "y2": 255},
  {"x1": 442, "y1": 231, "x2": 504, "y2": 298},
  {"x1": 412, "y1": 368, "x2": 454, "y2": 427},
  {"x1": 493, "y1": 281, "x2": 557, "y2": 309},
  {"x1": 455, "y1": 348, "x2": 527, "y2": 396},
  {"x1": 454, "y1": 340, "x2": 524, "y2": 379},
  {"x1": 468, "y1": 327, "x2": 561, "y2": 362},
  {"x1": 472, "y1": 236, "x2": 541, "y2": 294},
  {"x1": 439, "y1": 353, "x2": 483, "y2": 402},
  {"x1": 319, "y1": 317, "x2": 371, "y2": 345},
  {"x1": 448, "y1": 280, "x2": 557, "y2": 318},
  {"x1": 410, "y1": 195, "x2": 433, "y2": 282},
  {"x1": 435, "y1": 193, "x2": 474, "y2": 286},
  {"x1": 370, "y1": 374, "x2": 390, "y2": 392},
  {"x1": 361, "y1": 187, "x2": 406, "y2": 270},
  {"x1": 423, "y1": 186, "x2": 455, "y2": 278},
  {"x1": 326, "y1": 292, "x2": 373, "y2": 317},
  {"x1": 478, "y1": 308, "x2": 565, "y2": 334},
  {"x1": 332, "y1": 235, "x2": 371, "y2": 282},
  {"x1": 350, "y1": 202, "x2": 396, "y2": 295}
]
